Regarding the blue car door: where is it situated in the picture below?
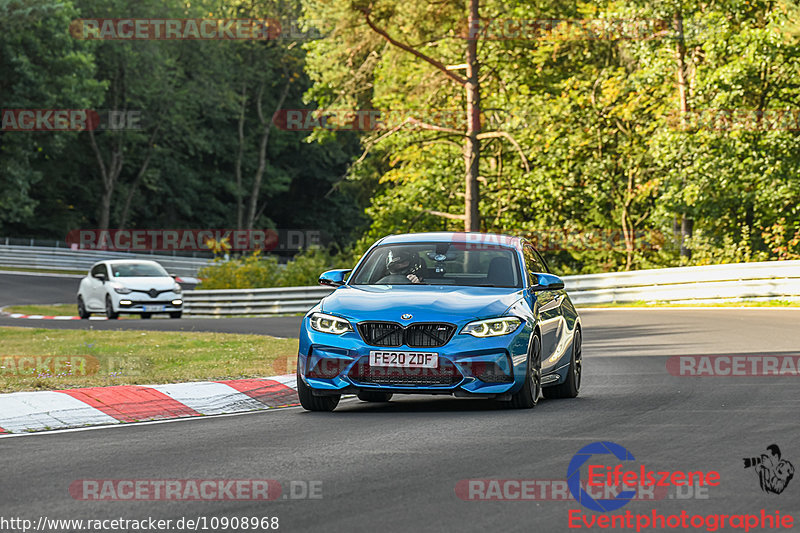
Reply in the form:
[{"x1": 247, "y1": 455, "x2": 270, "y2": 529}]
[{"x1": 523, "y1": 245, "x2": 564, "y2": 359}]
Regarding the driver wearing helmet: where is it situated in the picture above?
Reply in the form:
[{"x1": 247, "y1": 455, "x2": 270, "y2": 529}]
[{"x1": 385, "y1": 249, "x2": 423, "y2": 284}]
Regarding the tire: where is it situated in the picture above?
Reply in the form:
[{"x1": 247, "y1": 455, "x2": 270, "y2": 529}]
[
  {"x1": 543, "y1": 328, "x2": 582, "y2": 399},
  {"x1": 169, "y1": 311, "x2": 183, "y2": 319},
  {"x1": 357, "y1": 391, "x2": 393, "y2": 402},
  {"x1": 297, "y1": 373, "x2": 340, "y2": 412},
  {"x1": 105, "y1": 295, "x2": 119, "y2": 320},
  {"x1": 77, "y1": 296, "x2": 90, "y2": 319},
  {"x1": 140, "y1": 313, "x2": 152, "y2": 319},
  {"x1": 508, "y1": 333, "x2": 541, "y2": 409}
]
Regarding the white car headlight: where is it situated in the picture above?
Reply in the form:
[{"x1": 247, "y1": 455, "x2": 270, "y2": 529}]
[
  {"x1": 173, "y1": 282, "x2": 182, "y2": 294},
  {"x1": 462, "y1": 317, "x2": 521, "y2": 337},
  {"x1": 309, "y1": 312, "x2": 352, "y2": 335},
  {"x1": 113, "y1": 286, "x2": 132, "y2": 294}
]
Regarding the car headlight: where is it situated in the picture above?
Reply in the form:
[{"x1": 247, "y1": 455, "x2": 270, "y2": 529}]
[
  {"x1": 462, "y1": 317, "x2": 521, "y2": 337},
  {"x1": 173, "y1": 283, "x2": 182, "y2": 294},
  {"x1": 309, "y1": 312, "x2": 352, "y2": 335},
  {"x1": 113, "y1": 286, "x2": 132, "y2": 294}
]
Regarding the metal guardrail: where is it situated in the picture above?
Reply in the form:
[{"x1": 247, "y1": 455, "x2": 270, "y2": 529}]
[
  {"x1": 183, "y1": 260, "x2": 800, "y2": 316},
  {"x1": 184, "y1": 286, "x2": 334, "y2": 316},
  {"x1": 0, "y1": 244, "x2": 211, "y2": 278},
  {"x1": 564, "y1": 260, "x2": 800, "y2": 305}
]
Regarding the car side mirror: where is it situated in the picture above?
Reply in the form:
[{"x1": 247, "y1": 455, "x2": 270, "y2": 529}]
[
  {"x1": 530, "y1": 273, "x2": 565, "y2": 291},
  {"x1": 170, "y1": 274, "x2": 177, "y2": 279},
  {"x1": 319, "y1": 269, "x2": 351, "y2": 287},
  {"x1": 93, "y1": 272, "x2": 107, "y2": 283}
]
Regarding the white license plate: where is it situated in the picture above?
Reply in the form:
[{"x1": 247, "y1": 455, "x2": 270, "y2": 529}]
[
  {"x1": 369, "y1": 350, "x2": 438, "y2": 368},
  {"x1": 143, "y1": 305, "x2": 165, "y2": 312}
]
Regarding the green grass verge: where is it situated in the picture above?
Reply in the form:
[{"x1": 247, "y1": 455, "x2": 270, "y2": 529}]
[
  {"x1": 3, "y1": 304, "x2": 78, "y2": 316},
  {"x1": 577, "y1": 300, "x2": 800, "y2": 308},
  {"x1": 0, "y1": 266, "x2": 85, "y2": 275},
  {"x1": 0, "y1": 326, "x2": 299, "y2": 393}
]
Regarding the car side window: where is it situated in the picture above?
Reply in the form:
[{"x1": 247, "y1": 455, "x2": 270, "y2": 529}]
[
  {"x1": 91, "y1": 264, "x2": 105, "y2": 278},
  {"x1": 522, "y1": 245, "x2": 545, "y2": 285},
  {"x1": 532, "y1": 248, "x2": 551, "y2": 274}
]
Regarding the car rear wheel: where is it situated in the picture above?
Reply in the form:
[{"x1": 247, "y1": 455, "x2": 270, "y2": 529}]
[
  {"x1": 508, "y1": 333, "x2": 541, "y2": 409},
  {"x1": 77, "y1": 296, "x2": 90, "y2": 319},
  {"x1": 297, "y1": 373, "x2": 340, "y2": 411},
  {"x1": 543, "y1": 328, "x2": 581, "y2": 399},
  {"x1": 105, "y1": 295, "x2": 119, "y2": 320},
  {"x1": 357, "y1": 391, "x2": 393, "y2": 402}
]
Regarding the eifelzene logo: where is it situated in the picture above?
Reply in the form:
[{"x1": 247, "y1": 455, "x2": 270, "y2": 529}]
[{"x1": 744, "y1": 444, "x2": 795, "y2": 495}]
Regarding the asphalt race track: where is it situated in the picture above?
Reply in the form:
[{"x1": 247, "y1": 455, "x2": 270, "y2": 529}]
[
  {"x1": 0, "y1": 271, "x2": 81, "y2": 306},
  {"x1": 2, "y1": 270, "x2": 799, "y2": 532}
]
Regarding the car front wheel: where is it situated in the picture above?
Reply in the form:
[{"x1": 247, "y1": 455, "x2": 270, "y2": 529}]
[
  {"x1": 105, "y1": 295, "x2": 119, "y2": 320},
  {"x1": 508, "y1": 333, "x2": 541, "y2": 409},
  {"x1": 297, "y1": 374, "x2": 340, "y2": 412},
  {"x1": 77, "y1": 296, "x2": 90, "y2": 319},
  {"x1": 543, "y1": 328, "x2": 581, "y2": 399}
]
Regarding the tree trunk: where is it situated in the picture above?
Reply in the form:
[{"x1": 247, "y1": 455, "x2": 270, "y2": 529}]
[
  {"x1": 680, "y1": 214, "x2": 693, "y2": 260},
  {"x1": 621, "y1": 171, "x2": 635, "y2": 271},
  {"x1": 463, "y1": 0, "x2": 481, "y2": 232},
  {"x1": 246, "y1": 75, "x2": 291, "y2": 230},
  {"x1": 88, "y1": 129, "x2": 123, "y2": 230},
  {"x1": 235, "y1": 82, "x2": 247, "y2": 229},
  {"x1": 119, "y1": 126, "x2": 160, "y2": 229},
  {"x1": 675, "y1": 10, "x2": 693, "y2": 259},
  {"x1": 98, "y1": 188, "x2": 113, "y2": 231}
]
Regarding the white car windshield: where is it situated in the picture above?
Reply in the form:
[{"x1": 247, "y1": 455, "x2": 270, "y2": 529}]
[
  {"x1": 110, "y1": 263, "x2": 168, "y2": 277},
  {"x1": 349, "y1": 243, "x2": 522, "y2": 287}
]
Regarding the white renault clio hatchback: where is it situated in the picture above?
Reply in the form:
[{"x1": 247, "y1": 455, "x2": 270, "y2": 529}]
[{"x1": 77, "y1": 260, "x2": 184, "y2": 319}]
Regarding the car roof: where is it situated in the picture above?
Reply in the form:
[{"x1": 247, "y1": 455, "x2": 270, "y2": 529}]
[
  {"x1": 377, "y1": 232, "x2": 522, "y2": 248},
  {"x1": 95, "y1": 259, "x2": 163, "y2": 266}
]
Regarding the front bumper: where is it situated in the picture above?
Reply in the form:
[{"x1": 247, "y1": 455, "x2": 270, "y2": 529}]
[
  {"x1": 111, "y1": 292, "x2": 183, "y2": 314},
  {"x1": 298, "y1": 315, "x2": 535, "y2": 397}
]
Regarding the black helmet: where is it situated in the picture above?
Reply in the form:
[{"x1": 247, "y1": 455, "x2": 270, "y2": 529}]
[{"x1": 386, "y1": 249, "x2": 421, "y2": 275}]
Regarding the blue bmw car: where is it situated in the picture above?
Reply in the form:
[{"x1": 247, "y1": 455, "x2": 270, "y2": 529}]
[{"x1": 296, "y1": 232, "x2": 582, "y2": 411}]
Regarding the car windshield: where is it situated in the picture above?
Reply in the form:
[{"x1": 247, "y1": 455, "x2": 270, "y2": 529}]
[
  {"x1": 349, "y1": 243, "x2": 522, "y2": 287},
  {"x1": 110, "y1": 262, "x2": 168, "y2": 277}
]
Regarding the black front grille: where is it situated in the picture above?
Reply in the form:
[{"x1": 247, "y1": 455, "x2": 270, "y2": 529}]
[
  {"x1": 119, "y1": 300, "x2": 180, "y2": 307},
  {"x1": 348, "y1": 357, "x2": 462, "y2": 386},
  {"x1": 405, "y1": 323, "x2": 456, "y2": 347},
  {"x1": 358, "y1": 322, "x2": 404, "y2": 346},
  {"x1": 357, "y1": 322, "x2": 456, "y2": 348},
  {"x1": 131, "y1": 288, "x2": 173, "y2": 298}
]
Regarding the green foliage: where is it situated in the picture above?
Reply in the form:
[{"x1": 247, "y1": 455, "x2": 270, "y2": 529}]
[
  {"x1": 198, "y1": 249, "x2": 354, "y2": 289},
  {"x1": 5, "y1": 0, "x2": 800, "y2": 276},
  {"x1": 302, "y1": 0, "x2": 800, "y2": 273}
]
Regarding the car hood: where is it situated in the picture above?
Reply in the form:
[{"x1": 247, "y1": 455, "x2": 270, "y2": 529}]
[
  {"x1": 321, "y1": 285, "x2": 524, "y2": 323},
  {"x1": 109, "y1": 277, "x2": 175, "y2": 290}
]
